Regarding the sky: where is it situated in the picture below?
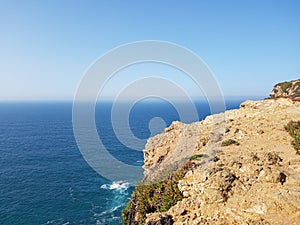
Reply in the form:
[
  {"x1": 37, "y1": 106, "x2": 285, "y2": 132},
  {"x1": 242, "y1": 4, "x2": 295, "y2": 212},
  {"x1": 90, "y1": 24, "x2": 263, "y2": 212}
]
[{"x1": 0, "y1": 0, "x2": 299, "y2": 100}]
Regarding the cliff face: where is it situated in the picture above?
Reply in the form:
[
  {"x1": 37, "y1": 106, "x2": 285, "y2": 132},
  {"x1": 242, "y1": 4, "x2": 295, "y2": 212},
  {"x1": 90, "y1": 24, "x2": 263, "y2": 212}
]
[
  {"x1": 141, "y1": 98, "x2": 300, "y2": 225},
  {"x1": 269, "y1": 79, "x2": 300, "y2": 100},
  {"x1": 123, "y1": 81, "x2": 300, "y2": 225}
]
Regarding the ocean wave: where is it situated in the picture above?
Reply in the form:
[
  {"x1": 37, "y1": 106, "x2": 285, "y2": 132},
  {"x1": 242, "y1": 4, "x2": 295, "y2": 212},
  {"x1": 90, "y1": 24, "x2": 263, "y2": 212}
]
[
  {"x1": 41, "y1": 219, "x2": 70, "y2": 225},
  {"x1": 100, "y1": 181, "x2": 130, "y2": 191},
  {"x1": 94, "y1": 205, "x2": 123, "y2": 225},
  {"x1": 94, "y1": 205, "x2": 123, "y2": 217}
]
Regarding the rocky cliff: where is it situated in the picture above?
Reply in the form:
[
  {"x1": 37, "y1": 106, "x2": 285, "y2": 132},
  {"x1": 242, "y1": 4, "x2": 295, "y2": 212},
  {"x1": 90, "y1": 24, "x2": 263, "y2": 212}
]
[
  {"x1": 123, "y1": 81, "x2": 300, "y2": 225},
  {"x1": 269, "y1": 79, "x2": 300, "y2": 100}
]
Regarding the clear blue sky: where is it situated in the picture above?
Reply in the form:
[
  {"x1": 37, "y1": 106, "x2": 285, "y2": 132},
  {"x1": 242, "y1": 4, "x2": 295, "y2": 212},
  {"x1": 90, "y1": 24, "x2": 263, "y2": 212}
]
[{"x1": 0, "y1": 0, "x2": 299, "y2": 100}]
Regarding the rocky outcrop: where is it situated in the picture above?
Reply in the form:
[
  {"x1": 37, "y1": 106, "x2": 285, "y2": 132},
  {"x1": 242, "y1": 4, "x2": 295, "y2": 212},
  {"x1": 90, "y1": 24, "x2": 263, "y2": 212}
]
[
  {"x1": 123, "y1": 78, "x2": 300, "y2": 224},
  {"x1": 270, "y1": 79, "x2": 300, "y2": 100},
  {"x1": 123, "y1": 97, "x2": 300, "y2": 225},
  {"x1": 138, "y1": 98, "x2": 300, "y2": 225}
]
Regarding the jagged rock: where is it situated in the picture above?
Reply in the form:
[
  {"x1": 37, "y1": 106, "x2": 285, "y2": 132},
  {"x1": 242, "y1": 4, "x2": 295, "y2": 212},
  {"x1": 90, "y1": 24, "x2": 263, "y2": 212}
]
[
  {"x1": 270, "y1": 79, "x2": 300, "y2": 99},
  {"x1": 147, "y1": 215, "x2": 174, "y2": 225}
]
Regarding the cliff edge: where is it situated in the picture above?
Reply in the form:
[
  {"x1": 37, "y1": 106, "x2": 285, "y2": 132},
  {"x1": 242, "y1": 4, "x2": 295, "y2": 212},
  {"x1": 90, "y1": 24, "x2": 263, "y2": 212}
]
[
  {"x1": 123, "y1": 80, "x2": 300, "y2": 225},
  {"x1": 269, "y1": 79, "x2": 300, "y2": 100}
]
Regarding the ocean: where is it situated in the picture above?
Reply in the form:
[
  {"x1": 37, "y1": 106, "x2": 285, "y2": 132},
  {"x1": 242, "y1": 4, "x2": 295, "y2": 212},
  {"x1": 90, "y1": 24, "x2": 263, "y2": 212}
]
[{"x1": 0, "y1": 98, "x2": 259, "y2": 225}]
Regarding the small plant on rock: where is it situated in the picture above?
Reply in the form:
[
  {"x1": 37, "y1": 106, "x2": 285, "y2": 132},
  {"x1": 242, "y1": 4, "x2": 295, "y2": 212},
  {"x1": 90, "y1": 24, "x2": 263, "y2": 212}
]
[
  {"x1": 285, "y1": 120, "x2": 300, "y2": 154},
  {"x1": 189, "y1": 154, "x2": 208, "y2": 161},
  {"x1": 221, "y1": 139, "x2": 239, "y2": 147}
]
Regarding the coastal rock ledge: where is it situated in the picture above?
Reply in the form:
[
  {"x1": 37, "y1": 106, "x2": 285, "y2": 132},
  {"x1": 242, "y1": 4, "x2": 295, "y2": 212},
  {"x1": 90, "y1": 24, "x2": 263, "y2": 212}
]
[{"x1": 123, "y1": 81, "x2": 300, "y2": 225}]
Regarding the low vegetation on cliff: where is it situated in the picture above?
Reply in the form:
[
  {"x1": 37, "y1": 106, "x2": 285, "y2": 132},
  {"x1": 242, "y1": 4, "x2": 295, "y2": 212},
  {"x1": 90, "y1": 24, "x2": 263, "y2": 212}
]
[
  {"x1": 221, "y1": 139, "x2": 239, "y2": 147},
  {"x1": 285, "y1": 120, "x2": 300, "y2": 154},
  {"x1": 122, "y1": 161, "x2": 194, "y2": 225}
]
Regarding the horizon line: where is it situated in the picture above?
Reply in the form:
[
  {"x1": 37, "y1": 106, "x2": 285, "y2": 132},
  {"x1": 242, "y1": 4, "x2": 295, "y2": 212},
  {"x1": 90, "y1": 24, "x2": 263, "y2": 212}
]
[{"x1": 0, "y1": 95, "x2": 266, "y2": 103}]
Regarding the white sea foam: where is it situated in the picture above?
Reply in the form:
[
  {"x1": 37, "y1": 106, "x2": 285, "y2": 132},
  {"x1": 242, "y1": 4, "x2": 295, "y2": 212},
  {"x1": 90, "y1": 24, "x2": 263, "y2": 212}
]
[
  {"x1": 96, "y1": 181, "x2": 131, "y2": 224},
  {"x1": 42, "y1": 219, "x2": 69, "y2": 225},
  {"x1": 100, "y1": 181, "x2": 130, "y2": 190},
  {"x1": 94, "y1": 205, "x2": 123, "y2": 217}
]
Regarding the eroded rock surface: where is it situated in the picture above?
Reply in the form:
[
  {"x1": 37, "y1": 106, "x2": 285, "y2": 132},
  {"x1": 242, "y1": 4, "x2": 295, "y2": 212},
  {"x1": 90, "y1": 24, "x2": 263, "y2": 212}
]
[{"x1": 142, "y1": 98, "x2": 300, "y2": 225}]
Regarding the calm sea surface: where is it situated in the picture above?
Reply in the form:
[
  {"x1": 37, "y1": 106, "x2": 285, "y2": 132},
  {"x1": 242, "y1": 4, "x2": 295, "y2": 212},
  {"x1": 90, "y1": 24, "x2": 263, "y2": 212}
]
[{"x1": 0, "y1": 98, "x2": 261, "y2": 224}]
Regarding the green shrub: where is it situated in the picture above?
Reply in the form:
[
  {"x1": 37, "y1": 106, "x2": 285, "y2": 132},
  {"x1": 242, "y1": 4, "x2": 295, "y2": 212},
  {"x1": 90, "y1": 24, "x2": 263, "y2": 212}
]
[
  {"x1": 221, "y1": 139, "x2": 239, "y2": 147},
  {"x1": 122, "y1": 161, "x2": 193, "y2": 225},
  {"x1": 277, "y1": 81, "x2": 292, "y2": 92},
  {"x1": 122, "y1": 201, "x2": 131, "y2": 225},
  {"x1": 285, "y1": 120, "x2": 300, "y2": 154},
  {"x1": 189, "y1": 154, "x2": 208, "y2": 161}
]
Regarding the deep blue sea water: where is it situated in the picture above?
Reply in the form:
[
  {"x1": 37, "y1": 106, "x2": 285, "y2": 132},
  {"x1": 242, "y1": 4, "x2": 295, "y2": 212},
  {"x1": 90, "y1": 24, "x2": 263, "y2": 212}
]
[{"x1": 0, "y1": 98, "x2": 261, "y2": 225}]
